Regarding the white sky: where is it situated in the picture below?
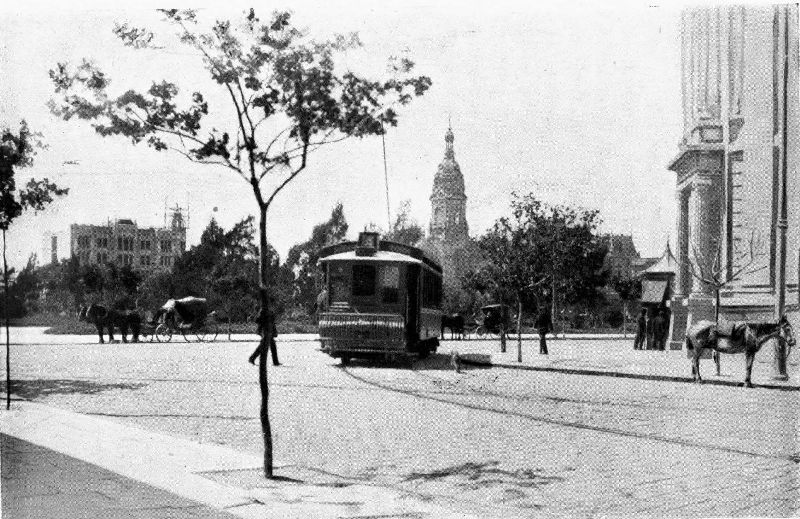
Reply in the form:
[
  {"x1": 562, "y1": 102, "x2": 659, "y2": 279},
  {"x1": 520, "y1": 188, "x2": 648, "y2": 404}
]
[{"x1": 1, "y1": 1, "x2": 685, "y2": 271}]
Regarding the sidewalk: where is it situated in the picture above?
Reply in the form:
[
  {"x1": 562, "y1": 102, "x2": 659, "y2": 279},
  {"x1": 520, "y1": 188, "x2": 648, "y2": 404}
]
[
  {"x1": 0, "y1": 400, "x2": 486, "y2": 519},
  {"x1": 448, "y1": 336, "x2": 800, "y2": 390}
]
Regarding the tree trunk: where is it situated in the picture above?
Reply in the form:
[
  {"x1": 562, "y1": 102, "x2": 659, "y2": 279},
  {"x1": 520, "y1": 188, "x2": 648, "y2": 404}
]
[
  {"x1": 516, "y1": 297, "x2": 523, "y2": 363},
  {"x1": 551, "y1": 275, "x2": 557, "y2": 338},
  {"x1": 257, "y1": 208, "x2": 273, "y2": 478},
  {"x1": 622, "y1": 301, "x2": 627, "y2": 339},
  {"x1": 3, "y1": 229, "x2": 10, "y2": 410}
]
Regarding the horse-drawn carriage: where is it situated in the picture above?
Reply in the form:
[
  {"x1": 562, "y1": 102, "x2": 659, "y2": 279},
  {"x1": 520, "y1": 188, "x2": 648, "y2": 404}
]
[
  {"x1": 151, "y1": 297, "x2": 219, "y2": 343},
  {"x1": 442, "y1": 304, "x2": 516, "y2": 339}
]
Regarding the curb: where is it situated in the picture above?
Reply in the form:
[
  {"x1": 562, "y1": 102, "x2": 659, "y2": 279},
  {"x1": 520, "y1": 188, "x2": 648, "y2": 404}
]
[{"x1": 461, "y1": 357, "x2": 800, "y2": 391}]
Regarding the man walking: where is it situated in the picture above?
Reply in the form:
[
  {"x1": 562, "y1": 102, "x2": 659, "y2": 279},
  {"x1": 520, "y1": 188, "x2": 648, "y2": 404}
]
[
  {"x1": 249, "y1": 307, "x2": 280, "y2": 366},
  {"x1": 633, "y1": 308, "x2": 647, "y2": 350},
  {"x1": 535, "y1": 307, "x2": 552, "y2": 355}
]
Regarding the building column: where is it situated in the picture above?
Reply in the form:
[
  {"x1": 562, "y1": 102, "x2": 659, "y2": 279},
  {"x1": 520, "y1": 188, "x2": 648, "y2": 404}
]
[
  {"x1": 669, "y1": 187, "x2": 691, "y2": 349},
  {"x1": 674, "y1": 188, "x2": 690, "y2": 297},
  {"x1": 688, "y1": 174, "x2": 716, "y2": 296}
]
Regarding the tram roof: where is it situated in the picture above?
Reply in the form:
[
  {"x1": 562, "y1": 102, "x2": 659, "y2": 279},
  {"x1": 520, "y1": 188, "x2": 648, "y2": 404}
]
[
  {"x1": 318, "y1": 238, "x2": 442, "y2": 274},
  {"x1": 319, "y1": 250, "x2": 422, "y2": 265}
]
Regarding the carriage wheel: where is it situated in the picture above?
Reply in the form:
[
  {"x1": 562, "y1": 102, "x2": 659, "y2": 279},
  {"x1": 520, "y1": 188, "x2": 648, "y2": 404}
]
[
  {"x1": 476, "y1": 326, "x2": 488, "y2": 338},
  {"x1": 340, "y1": 355, "x2": 350, "y2": 366},
  {"x1": 155, "y1": 324, "x2": 172, "y2": 343},
  {"x1": 194, "y1": 323, "x2": 218, "y2": 343}
]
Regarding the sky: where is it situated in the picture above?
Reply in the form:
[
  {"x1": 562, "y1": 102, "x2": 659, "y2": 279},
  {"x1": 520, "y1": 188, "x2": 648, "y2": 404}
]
[{"x1": 0, "y1": 1, "x2": 685, "y2": 271}]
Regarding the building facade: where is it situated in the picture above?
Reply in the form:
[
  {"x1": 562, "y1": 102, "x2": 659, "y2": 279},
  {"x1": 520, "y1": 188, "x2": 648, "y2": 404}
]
[
  {"x1": 70, "y1": 209, "x2": 187, "y2": 273},
  {"x1": 421, "y1": 127, "x2": 481, "y2": 307},
  {"x1": 668, "y1": 5, "x2": 799, "y2": 347}
]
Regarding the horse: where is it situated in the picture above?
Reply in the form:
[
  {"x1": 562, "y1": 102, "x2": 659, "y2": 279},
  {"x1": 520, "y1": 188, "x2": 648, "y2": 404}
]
[
  {"x1": 78, "y1": 304, "x2": 142, "y2": 344},
  {"x1": 441, "y1": 314, "x2": 466, "y2": 340},
  {"x1": 685, "y1": 315, "x2": 796, "y2": 387}
]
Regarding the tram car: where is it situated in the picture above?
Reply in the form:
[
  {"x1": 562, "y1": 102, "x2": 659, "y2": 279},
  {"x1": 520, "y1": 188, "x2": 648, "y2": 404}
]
[{"x1": 318, "y1": 232, "x2": 443, "y2": 364}]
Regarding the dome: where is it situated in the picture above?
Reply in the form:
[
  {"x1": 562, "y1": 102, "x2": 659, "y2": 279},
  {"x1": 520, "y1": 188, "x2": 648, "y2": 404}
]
[{"x1": 431, "y1": 127, "x2": 466, "y2": 200}]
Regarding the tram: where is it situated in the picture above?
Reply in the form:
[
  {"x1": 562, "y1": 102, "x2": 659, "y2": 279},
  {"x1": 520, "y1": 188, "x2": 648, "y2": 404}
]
[{"x1": 317, "y1": 232, "x2": 443, "y2": 364}]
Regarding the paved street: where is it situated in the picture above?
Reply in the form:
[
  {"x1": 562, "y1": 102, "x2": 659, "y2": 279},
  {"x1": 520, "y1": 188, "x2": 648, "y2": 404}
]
[{"x1": 4, "y1": 333, "x2": 800, "y2": 517}]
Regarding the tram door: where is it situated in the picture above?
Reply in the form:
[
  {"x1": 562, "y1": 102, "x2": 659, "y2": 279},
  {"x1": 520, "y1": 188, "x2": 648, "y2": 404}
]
[{"x1": 405, "y1": 265, "x2": 420, "y2": 345}]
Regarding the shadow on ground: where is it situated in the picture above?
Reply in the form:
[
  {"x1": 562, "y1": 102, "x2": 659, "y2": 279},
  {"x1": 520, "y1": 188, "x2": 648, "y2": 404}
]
[
  {"x1": 343, "y1": 352, "x2": 491, "y2": 371},
  {"x1": 1, "y1": 379, "x2": 146, "y2": 399},
  {"x1": 402, "y1": 461, "x2": 563, "y2": 492}
]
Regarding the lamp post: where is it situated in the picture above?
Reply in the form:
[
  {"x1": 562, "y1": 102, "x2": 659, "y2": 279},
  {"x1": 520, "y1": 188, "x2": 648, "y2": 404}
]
[{"x1": 773, "y1": 4, "x2": 790, "y2": 381}]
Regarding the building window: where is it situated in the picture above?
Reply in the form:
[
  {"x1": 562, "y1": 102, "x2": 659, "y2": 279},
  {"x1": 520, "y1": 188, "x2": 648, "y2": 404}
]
[
  {"x1": 96, "y1": 238, "x2": 107, "y2": 248},
  {"x1": 161, "y1": 240, "x2": 172, "y2": 252}
]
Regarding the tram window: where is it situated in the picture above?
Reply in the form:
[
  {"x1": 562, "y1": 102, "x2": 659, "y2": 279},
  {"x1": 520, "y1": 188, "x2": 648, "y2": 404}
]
[
  {"x1": 421, "y1": 270, "x2": 442, "y2": 308},
  {"x1": 352, "y1": 265, "x2": 376, "y2": 296},
  {"x1": 379, "y1": 265, "x2": 400, "y2": 303}
]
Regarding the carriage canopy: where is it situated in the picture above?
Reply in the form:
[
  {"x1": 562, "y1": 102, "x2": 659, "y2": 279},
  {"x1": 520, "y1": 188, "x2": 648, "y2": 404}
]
[{"x1": 162, "y1": 297, "x2": 209, "y2": 323}]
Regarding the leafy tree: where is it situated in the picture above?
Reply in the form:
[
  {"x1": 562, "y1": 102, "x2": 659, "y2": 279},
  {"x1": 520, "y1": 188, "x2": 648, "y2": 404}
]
[
  {"x1": 384, "y1": 200, "x2": 424, "y2": 246},
  {"x1": 285, "y1": 203, "x2": 349, "y2": 313},
  {"x1": 470, "y1": 194, "x2": 607, "y2": 360},
  {"x1": 1, "y1": 120, "x2": 68, "y2": 409},
  {"x1": 49, "y1": 10, "x2": 429, "y2": 476}
]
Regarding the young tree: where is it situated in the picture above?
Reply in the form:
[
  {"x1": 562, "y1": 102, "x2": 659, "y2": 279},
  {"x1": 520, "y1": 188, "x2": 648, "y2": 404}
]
[
  {"x1": 1, "y1": 121, "x2": 68, "y2": 409},
  {"x1": 48, "y1": 9, "x2": 430, "y2": 476},
  {"x1": 685, "y1": 231, "x2": 766, "y2": 375},
  {"x1": 610, "y1": 272, "x2": 641, "y2": 337}
]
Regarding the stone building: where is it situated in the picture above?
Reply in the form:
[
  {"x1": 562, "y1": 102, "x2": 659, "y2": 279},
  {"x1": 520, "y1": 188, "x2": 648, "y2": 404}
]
[
  {"x1": 420, "y1": 126, "x2": 481, "y2": 308},
  {"x1": 667, "y1": 5, "x2": 799, "y2": 348},
  {"x1": 70, "y1": 209, "x2": 187, "y2": 273}
]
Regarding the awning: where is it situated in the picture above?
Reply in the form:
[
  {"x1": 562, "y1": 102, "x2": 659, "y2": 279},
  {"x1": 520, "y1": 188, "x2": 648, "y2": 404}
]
[{"x1": 640, "y1": 280, "x2": 668, "y2": 304}]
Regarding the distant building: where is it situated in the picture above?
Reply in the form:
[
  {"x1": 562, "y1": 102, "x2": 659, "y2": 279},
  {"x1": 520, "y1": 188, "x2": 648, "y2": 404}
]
[
  {"x1": 667, "y1": 6, "x2": 799, "y2": 347},
  {"x1": 70, "y1": 208, "x2": 187, "y2": 272},
  {"x1": 604, "y1": 234, "x2": 644, "y2": 278}
]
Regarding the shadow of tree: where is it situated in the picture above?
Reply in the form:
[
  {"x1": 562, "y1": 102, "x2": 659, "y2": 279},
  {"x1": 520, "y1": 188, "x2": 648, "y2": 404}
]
[
  {"x1": 403, "y1": 461, "x2": 562, "y2": 491},
  {"x1": 1, "y1": 379, "x2": 147, "y2": 399}
]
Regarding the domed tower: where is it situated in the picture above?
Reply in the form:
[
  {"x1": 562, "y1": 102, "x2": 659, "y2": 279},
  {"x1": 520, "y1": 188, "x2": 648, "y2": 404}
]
[{"x1": 430, "y1": 126, "x2": 468, "y2": 242}]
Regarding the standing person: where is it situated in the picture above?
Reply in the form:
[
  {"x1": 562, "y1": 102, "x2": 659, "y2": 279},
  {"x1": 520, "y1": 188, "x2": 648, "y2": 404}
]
[
  {"x1": 249, "y1": 307, "x2": 280, "y2": 366},
  {"x1": 652, "y1": 310, "x2": 666, "y2": 351},
  {"x1": 633, "y1": 308, "x2": 647, "y2": 350},
  {"x1": 535, "y1": 307, "x2": 552, "y2": 355},
  {"x1": 645, "y1": 308, "x2": 655, "y2": 350}
]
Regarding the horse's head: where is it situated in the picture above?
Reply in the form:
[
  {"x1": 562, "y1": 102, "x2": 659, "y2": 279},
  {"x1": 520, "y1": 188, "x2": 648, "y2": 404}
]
[{"x1": 780, "y1": 315, "x2": 796, "y2": 349}]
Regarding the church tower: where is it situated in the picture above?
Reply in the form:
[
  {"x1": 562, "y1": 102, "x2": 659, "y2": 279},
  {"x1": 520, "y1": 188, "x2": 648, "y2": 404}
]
[{"x1": 429, "y1": 126, "x2": 468, "y2": 242}]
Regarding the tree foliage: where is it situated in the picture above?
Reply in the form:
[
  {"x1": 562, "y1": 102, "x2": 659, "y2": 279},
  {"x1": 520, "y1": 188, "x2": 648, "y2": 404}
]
[
  {"x1": 1, "y1": 121, "x2": 68, "y2": 231},
  {"x1": 469, "y1": 194, "x2": 608, "y2": 312},
  {"x1": 285, "y1": 203, "x2": 348, "y2": 312},
  {"x1": 383, "y1": 200, "x2": 425, "y2": 246}
]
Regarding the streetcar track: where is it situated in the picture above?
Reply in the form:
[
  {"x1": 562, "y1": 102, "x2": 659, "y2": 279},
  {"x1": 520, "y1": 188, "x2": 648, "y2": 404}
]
[{"x1": 344, "y1": 368, "x2": 800, "y2": 465}]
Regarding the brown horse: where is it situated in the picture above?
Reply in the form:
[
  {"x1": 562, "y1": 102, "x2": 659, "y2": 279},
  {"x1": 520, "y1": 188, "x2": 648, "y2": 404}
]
[{"x1": 685, "y1": 315, "x2": 796, "y2": 387}]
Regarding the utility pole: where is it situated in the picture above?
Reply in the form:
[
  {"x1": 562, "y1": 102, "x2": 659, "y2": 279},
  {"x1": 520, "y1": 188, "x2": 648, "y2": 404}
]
[{"x1": 773, "y1": 4, "x2": 791, "y2": 380}]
